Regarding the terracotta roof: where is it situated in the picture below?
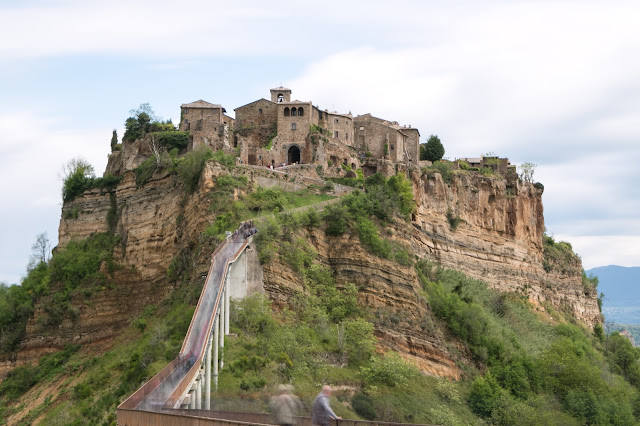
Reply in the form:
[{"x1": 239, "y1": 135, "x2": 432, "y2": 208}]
[
  {"x1": 271, "y1": 86, "x2": 291, "y2": 91},
  {"x1": 181, "y1": 100, "x2": 222, "y2": 109}
]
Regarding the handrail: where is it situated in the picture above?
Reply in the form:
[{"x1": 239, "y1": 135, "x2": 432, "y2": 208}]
[{"x1": 118, "y1": 223, "x2": 255, "y2": 416}]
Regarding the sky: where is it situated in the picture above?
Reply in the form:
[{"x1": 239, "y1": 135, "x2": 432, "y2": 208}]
[{"x1": 1, "y1": 0, "x2": 639, "y2": 284}]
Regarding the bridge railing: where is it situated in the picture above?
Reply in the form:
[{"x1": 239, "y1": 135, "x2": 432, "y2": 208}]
[{"x1": 118, "y1": 223, "x2": 255, "y2": 419}]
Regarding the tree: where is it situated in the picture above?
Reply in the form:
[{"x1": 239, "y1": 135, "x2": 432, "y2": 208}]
[
  {"x1": 420, "y1": 135, "x2": 445, "y2": 162},
  {"x1": 110, "y1": 129, "x2": 118, "y2": 151},
  {"x1": 518, "y1": 162, "x2": 536, "y2": 183},
  {"x1": 60, "y1": 157, "x2": 95, "y2": 182},
  {"x1": 27, "y1": 233, "x2": 50, "y2": 270},
  {"x1": 60, "y1": 158, "x2": 95, "y2": 202}
]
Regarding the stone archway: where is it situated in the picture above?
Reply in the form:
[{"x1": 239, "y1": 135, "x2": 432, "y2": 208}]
[{"x1": 288, "y1": 145, "x2": 301, "y2": 164}]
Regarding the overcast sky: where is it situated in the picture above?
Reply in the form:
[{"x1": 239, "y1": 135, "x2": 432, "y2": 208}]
[{"x1": 1, "y1": 0, "x2": 639, "y2": 284}]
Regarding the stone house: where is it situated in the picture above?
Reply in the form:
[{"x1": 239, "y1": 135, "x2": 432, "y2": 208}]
[
  {"x1": 354, "y1": 114, "x2": 419, "y2": 166},
  {"x1": 179, "y1": 100, "x2": 235, "y2": 151},
  {"x1": 179, "y1": 87, "x2": 420, "y2": 174}
]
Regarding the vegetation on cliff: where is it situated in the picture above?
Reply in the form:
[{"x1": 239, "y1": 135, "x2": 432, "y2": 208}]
[{"x1": 2, "y1": 150, "x2": 637, "y2": 425}]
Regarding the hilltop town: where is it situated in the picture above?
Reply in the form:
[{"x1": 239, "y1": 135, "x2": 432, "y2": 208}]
[{"x1": 179, "y1": 86, "x2": 420, "y2": 174}]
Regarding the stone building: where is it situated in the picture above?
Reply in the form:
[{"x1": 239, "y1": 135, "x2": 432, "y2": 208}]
[
  {"x1": 179, "y1": 87, "x2": 420, "y2": 173},
  {"x1": 179, "y1": 100, "x2": 234, "y2": 151},
  {"x1": 354, "y1": 114, "x2": 419, "y2": 166}
]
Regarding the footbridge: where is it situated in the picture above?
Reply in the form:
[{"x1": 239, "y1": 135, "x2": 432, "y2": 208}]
[
  {"x1": 117, "y1": 222, "x2": 259, "y2": 424},
  {"x1": 116, "y1": 221, "x2": 435, "y2": 426}
]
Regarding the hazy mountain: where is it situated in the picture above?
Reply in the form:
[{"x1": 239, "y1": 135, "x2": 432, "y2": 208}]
[{"x1": 586, "y1": 265, "x2": 640, "y2": 324}]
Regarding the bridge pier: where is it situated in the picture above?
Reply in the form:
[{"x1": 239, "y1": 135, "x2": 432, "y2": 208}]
[
  {"x1": 205, "y1": 334, "x2": 212, "y2": 409},
  {"x1": 219, "y1": 288, "x2": 225, "y2": 370},
  {"x1": 213, "y1": 311, "x2": 219, "y2": 391}
]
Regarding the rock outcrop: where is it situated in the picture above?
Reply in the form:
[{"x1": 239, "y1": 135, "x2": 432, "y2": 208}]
[{"x1": 2, "y1": 157, "x2": 601, "y2": 377}]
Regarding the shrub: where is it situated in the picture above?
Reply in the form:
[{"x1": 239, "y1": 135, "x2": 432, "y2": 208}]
[
  {"x1": 425, "y1": 161, "x2": 453, "y2": 183},
  {"x1": 468, "y1": 373, "x2": 503, "y2": 418},
  {"x1": 352, "y1": 393, "x2": 376, "y2": 420},
  {"x1": 62, "y1": 163, "x2": 96, "y2": 203},
  {"x1": 177, "y1": 147, "x2": 214, "y2": 192},
  {"x1": 134, "y1": 156, "x2": 161, "y2": 187},
  {"x1": 153, "y1": 131, "x2": 189, "y2": 152},
  {"x1": 360, "y1": 354, "x2": 417, "y2": 388}
]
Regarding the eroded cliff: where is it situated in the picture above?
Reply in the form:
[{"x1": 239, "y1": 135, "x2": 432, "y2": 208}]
[{"x1": 3, "y1": 160, "x2": 601, "y2": 379}]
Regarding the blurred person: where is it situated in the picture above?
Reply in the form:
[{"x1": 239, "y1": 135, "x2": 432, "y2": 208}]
[
  {"x1": 312, "y1": 385, "x2": 341, "y2": 426},
  {"x1": 270, "y1": 384, "x2": 303, "y2": 426}
]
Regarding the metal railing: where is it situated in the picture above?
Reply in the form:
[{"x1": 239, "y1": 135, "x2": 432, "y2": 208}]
[{"x1": 117, "y1": 223, "x2": 255, "y2": 424}]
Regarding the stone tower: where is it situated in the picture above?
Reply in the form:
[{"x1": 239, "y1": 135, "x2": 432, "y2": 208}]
[{"x1": 270, "y1": 86, "x2": 291, "y2": 103}]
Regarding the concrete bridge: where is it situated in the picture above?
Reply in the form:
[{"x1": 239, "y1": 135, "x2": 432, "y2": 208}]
[
  {"x1": 117, "y1": 222, "x2": 259, "y2": 424},
  {"x1": 116, "y1": 221, "x2": 435, "y2": 426}
]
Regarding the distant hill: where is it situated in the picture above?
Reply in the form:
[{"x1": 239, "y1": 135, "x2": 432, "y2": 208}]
[{"x1": 586, "y1": 265, "x2": 640, "y2": 325}]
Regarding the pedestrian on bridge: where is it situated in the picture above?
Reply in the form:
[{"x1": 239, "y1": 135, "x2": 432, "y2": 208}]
[
  {"x1": 270, "y1": 384, "x2": 303, "y2": 426},
  {"x1": 312, "y1": 385, "x2": 341, "y2": 426}
]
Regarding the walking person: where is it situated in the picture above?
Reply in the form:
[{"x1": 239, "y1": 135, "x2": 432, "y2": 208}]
[
  {"x1": 270, "y1": 384, "x2": 303, "y2": 426},
  {"x1": 312, "y1": 385, "x2": 341, "y2": 426}
]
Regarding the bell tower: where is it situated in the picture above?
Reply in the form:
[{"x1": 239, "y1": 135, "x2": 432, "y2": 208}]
[{"x1": 270, "y1": 86, "x2": 291, "y2": 103}]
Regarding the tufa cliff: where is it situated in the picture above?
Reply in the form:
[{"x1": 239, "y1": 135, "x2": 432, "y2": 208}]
[{"x1": 2, "y1": 141, "x2": 601, "y2": 378}]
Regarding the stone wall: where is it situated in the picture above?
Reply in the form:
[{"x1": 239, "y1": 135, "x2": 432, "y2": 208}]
[{"x1": 234, "y1": 99, "x2": 277, "y2": 128}]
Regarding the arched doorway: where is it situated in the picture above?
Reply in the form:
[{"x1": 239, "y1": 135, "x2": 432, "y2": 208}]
[{"x1": 288, "y1": 145, "x2": 301, "y2": 164}]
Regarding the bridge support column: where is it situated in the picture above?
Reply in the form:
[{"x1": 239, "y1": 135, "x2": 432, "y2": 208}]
[
  {"x1": 189, "y1": 383, "x2": 196, "y2": 409},
  {"x1": 205, "y1": 334, "x2": 212, "y2": 409},
  {"x1": 195, "y1": 373, "x2": 202, "y2": 409},
  {"x1": 213, "y1": 311, "x2": 219, "y2": 391},
  {"x1": 225, "y1": 275, "x2": 230, "y2": 335},
  {"x1": 219, "y1": 292, "x2": 225, "y2": 370}
]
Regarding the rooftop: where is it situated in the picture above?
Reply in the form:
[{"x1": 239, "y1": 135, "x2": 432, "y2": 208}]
[{"x1": 181, "y1": 100, "x2": 222, "y2": 109}]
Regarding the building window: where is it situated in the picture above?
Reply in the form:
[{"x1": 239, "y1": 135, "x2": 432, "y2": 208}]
[
  {"x1": 390, "y1": 144, "x2": 394, "y2": 150},
  {"x1": 291, "y1": 122, "x2": 297, "y2": 130},
  {"x1": 261, "y1": 120, "x2": 266, "y2": 125},
  {"x1": 292, "y1": 108, "x2": 298, "y2": 117},
  {"x1": 277, "y1": 94, "x2": 284, "y2": 102},
  {"x1": 284, "y1": 107, "x2": 290, "y2": 117},
  {"x1": 335, "y1": 118, "x2": 339, "y2": 124},
  {"x1": 298, "y1": 107, "x2": 304, "y2": 117},
  {"x1": 318, "y1": 111, "x2": 323, "y2": 119},
  {"x1": 346, "y1": 133, "x2": 348, "y2": 140},
  {"x1": 334, "y1": 131, "x2": 338, "y2": 138},
  {"x1": 259, "y1": 108, "x2": 263, "y2": 114},
  {"x1": 359, "y1": 126, "x2": 364, "y2": 131}
]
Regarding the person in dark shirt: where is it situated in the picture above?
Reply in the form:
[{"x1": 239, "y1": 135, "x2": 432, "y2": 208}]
[{"x1": 312, "y1": 385, "x2": 341, "y2": 426}]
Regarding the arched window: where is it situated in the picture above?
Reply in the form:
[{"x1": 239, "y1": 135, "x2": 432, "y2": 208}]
[
  {"x1": 298, "y1": 107, "x2": 304, "y2": 117},
  {"x1": 291, "y1": 108, "x2": 297, "y2": 117},
  {"x1": 277, "y1": 94, "x2": 284, "y2": 102},
  {"x1": 291, "y1": 122, "x2": 297, "y2": 130},
  {"x1": 284, "y1": 107, "x2": 290, "y2": 117}
]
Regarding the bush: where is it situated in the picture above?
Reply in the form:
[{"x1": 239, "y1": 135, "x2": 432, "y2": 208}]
[
  {"x1": 62, "y1": 164, "x2": 95, "y2": 203},
  {"x1": 468, "y1": 373, "x2": 503, "y2": 418},
  {"x1": 352, "y1": 393, "x2": 376, "y2": 420},
  {"x1": 153, "y1": 131, "x2": 189, "y2": 151},
  {"x1": 176, "y1": 147, "x2": 214, "y2": 192},
  {"x1": 424, "y1": 161, "x2": 454, "y2": 183},
  {"x1": 360, "y1": 354, "x2": 417, "y2": 388}
]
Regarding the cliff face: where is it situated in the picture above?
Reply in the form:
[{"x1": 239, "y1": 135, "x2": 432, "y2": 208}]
[
  {"x1": 411, "y1": 172, "x2": 600, "y2": 327},
  {"x1": 3, "y1": 162, "x2": 601, "y2": 378},
  {"x1": 3, "y1": 169, "x2": 217, "y2": 374},
  {"x1": 262, "y1": 226, "x2": 464, "y2": 380}
]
